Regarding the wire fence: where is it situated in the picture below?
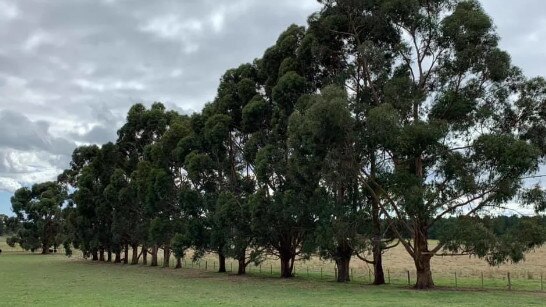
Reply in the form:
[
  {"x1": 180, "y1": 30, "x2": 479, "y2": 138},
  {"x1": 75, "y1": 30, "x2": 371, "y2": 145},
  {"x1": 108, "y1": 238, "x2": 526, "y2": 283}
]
[{"x1": 180, "y1": 259, "x2": 545, "y2": 292}]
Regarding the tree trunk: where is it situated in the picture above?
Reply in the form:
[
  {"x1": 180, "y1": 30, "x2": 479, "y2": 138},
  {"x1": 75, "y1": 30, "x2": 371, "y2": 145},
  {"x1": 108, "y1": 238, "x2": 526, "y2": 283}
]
[
  {"x1": 41, "y1": 243, "x2": 50, "y2": 255},
  {"x1": 335, "y1": 244, "x2": 352, "y2": 282},
  {"x1": 280, "y1": 252, "x2": 294, "y2": 278},
  {"x1": 335, "y1": 257, "x2": 351, "y2": 282},
  {"x1": 237, "y1": 255, "x2": 246, "y2": 275},
  {"x1": 123, "y1": 244, "x2": 129, "y2": 264},
  {"x1": 413, "y1": 226, "x2": 434, "y2": 289},
  {"x1": 114, "y1": 251, "x2": 121, "y2": 263},
  {"x1": 107, "y1": 250, "x2": 112, "y2": 262},
  {"x1": 370, "y1": 153, "x2": 385, "y2": 285},
  {"x1": 415, "y1": 255, "x2": 434, "y2": 289},
  {"x1": 99, "y1": 248, "x2": 105, "y2": 261},
  {"x1": 175, "y1": 257, "x2": 182, "y2": 269},
  {"x1": 162, "y1": 246, "x2": 170, "y2": 268},
  {"x1": 218, "y1": 253, "x2": 226, "y2": 273},
  {"x1": 151, "y1": 245, "x2": 158, "y2": 267},
  {"x1": 142, "y1": 247, "x2": 148, "y2": 265},
  {"x1": 131, "y1": 244, "x2": 139, "y2": 265},
  {"x1": 92, "y1": 249, "x2": 98, "y2": 261},
  {"x1": 373, "y1": 246, "x2": 385, "y2": 285}
]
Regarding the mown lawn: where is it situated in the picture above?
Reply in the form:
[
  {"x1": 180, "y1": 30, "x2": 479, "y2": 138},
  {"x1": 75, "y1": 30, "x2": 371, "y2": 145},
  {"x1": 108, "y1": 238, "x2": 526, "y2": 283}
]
[{"x1": 1, "y1": 250, "x2": 545, "y2": 307}]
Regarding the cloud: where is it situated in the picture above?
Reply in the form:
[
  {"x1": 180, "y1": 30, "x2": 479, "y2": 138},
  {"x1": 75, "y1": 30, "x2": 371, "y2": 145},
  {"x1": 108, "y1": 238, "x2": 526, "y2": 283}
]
[
  {"x1": 0, "y1": 1, "x2": 19, "y2": 21},
  {"x1": 0, "y1": 177, "x2": 21, "y2": 193},
  {"x1": 23, "y1": 30, "x2": 65, "y2": 53},
  {"x1": 0, "y1": 110, "x2": 76, "y2": 155}
]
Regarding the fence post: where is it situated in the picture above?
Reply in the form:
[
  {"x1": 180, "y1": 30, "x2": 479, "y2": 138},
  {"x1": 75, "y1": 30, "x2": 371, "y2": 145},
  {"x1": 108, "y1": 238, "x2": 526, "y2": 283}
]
[
  {"x1": 507, "y1": 272, "x2": 512, "y2": 291},
  {"x1": 481, "y1": 272, "x2": 484, "y2": 289},
  {"x1": 454, "y1": 272, "x2": 457, "y2": 288},
  {"x1": 407, "y1": 271, "x2": 411, "y2": 286},
  {"x1": 230, "y1": 262, "x2": 232, "y2": 272},
  {"x1": 213, "y1": 261, "x2": 216, "y2": 270},
  {"x1": 387, "y1": 269, "x2": 391, "y2": 284},
  {"x1": 205, "y1": 261, "x2": 207, "y2": 270}
]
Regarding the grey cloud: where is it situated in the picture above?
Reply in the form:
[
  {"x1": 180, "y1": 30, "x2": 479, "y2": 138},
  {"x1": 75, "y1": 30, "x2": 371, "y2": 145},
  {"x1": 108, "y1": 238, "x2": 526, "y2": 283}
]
[{"x1": 0, "y1": 110, "x2": 76, "y2": 155}]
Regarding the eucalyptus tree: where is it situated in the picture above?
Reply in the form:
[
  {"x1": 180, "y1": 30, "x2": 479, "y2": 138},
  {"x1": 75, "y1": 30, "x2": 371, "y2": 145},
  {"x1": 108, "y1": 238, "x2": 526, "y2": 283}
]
[
  {"x1": 288, "y1": 85, "x2": 369, "y2": 282},
  {"x1": 58, "y1": 145, "x2": 101, "y2": 259},
  {"x1": 307, "y1": 0, "x2": 546, "y2": 288},
  {"x1": 307, "y1": 0, "x2": 402, "y2": 284},
  {"x1": 249, "y1": 25, "x2": 320, "y2": 278},
  {"x1": 8, "y1": 182, "x2": 67, "y2": 254},
  {"x1": 114, "y1": 102, "x2": 175, "y2": 265},
  {"x1": 206, "y1": 63, "x2": 265, "y2": 275},
  {"x1": 143, "y1": 114, "x2": 192, "y2": 268}
]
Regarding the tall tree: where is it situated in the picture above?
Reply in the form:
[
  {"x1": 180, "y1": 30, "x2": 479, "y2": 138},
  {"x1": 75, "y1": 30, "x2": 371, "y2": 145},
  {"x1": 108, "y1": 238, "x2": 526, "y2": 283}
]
[
  {"x1": 308, "y1": 0, "x2": 546, "y2": 289},
  {"x1": 114, "y1": 102, "x2": 175, "y2": 265},
  {"x1": 249, "y1": 25, "x2": 319, "y2": 278},
  {"x1": 288, "y1": 85, "x2": 368, "y2": 282}
]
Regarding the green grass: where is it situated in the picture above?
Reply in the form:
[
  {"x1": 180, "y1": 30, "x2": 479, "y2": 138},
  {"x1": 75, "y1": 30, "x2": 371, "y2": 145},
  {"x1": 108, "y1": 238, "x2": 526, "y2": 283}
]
[{"x1": 1, "y1": 239, "x2": 545, "y2": 306}]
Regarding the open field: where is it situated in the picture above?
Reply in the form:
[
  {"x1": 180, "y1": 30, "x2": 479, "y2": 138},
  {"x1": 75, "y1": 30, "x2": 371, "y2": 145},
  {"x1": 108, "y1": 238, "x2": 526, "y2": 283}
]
[{"x1": 1, "y1": 238, "x2": 546, "y2": 306}]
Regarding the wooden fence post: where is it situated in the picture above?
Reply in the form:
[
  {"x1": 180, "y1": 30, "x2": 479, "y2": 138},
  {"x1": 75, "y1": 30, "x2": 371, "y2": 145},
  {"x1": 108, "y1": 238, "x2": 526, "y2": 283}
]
[
  {"x1": 507, "y1": 272, "x2": 512, "y2": 291},
  {"x1": 205, "y1": 261, "x2": 207, "y2": 270},
  {"x1": 320, "y1": 267, "x2": 323, "y2": 280},
  {"x1": 407, "y1": 271, "x2": 411, "y2": 286}
]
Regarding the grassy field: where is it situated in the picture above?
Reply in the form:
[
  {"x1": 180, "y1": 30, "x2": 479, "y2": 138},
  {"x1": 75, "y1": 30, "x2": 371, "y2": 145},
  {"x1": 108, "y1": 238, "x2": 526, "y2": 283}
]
[{"x1": 1, "y1": 238, "x2": 546, "y2": 306}]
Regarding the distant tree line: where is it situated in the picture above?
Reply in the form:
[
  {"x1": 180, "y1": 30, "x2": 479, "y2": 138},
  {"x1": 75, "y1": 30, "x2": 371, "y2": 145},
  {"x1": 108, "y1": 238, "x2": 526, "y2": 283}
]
[{"x1": 6, "y1": 0, "x2": 546, "y2": 289}]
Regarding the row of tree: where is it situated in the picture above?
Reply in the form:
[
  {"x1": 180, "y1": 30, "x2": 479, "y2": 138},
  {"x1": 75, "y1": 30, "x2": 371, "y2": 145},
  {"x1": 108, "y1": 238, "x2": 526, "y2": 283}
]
[{"x1": 6, "y1": 0, "x2": 546, "y2": 289}]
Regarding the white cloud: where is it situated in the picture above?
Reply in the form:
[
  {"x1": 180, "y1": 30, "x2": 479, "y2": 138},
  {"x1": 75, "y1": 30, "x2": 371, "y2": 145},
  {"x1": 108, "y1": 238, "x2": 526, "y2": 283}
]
[
  {"x1": 141, "y1": 14, "x2": 203, "y2": 39},
  {"x1": 210, "y1": 11, "x2": 225, "y2": 33},
  {"x1": 74, "y1": 78, "x2": 145, "y2": 92},
  {"x1": 23, "y1": 30, "x2": 65, "y2": 53},
  {"x1": 0, "y1": 177, "x2": 21, "y2": 193},
  {"x1": 0, "y1": 1, "x2": 19, "y2": 21}
]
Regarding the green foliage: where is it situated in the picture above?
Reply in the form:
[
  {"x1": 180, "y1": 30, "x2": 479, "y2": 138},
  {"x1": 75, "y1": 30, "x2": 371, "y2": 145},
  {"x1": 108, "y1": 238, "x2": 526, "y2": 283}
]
[{"x1": 9, "y1": 182, "x2": 67, "y2": 253}]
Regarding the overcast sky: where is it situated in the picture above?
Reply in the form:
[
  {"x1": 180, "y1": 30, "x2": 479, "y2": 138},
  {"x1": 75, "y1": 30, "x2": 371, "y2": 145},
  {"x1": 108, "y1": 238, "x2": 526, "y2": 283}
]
[{"x1": 0, "y1": 0, "x2": 545, "y2": 215}]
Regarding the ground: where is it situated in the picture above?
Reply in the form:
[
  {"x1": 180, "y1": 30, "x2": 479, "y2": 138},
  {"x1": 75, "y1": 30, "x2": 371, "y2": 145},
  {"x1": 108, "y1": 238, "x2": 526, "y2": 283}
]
[{"x1": 1, "y1": 238, "x2": 545, "y2": 306}]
